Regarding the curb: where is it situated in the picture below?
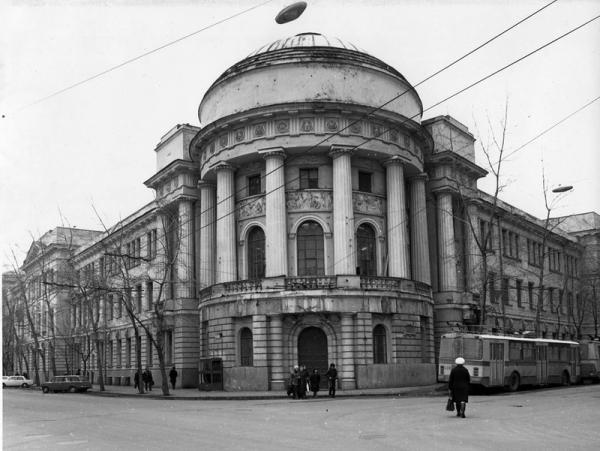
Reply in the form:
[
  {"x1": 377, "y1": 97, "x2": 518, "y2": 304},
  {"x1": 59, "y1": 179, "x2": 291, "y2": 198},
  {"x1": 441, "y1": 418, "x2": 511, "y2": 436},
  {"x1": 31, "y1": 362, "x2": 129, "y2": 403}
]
[{"x1": 84, "y1": 387, "x2": 446, "y2": 401}]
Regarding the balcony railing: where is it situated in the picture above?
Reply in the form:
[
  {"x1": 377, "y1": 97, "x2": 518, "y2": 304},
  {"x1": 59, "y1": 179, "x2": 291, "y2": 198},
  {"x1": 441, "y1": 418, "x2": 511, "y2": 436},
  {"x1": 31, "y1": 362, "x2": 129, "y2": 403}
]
[
  {"x1": 199, "y1": 275, "x2": 431, "y2": 299},
  {"x1": 284, "y1": 276, "x2": 337, "y2": 290}
]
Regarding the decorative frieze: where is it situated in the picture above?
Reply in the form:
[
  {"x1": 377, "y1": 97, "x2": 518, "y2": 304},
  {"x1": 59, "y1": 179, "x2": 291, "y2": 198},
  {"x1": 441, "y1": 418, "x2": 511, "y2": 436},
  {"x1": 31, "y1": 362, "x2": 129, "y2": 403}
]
[
  {"x1": 286, "y1": 190, "x2": 332, "y2": 211},
  {"x1": 238, "y1": 196, "x2": 266, "y2": 219},
  {"x1": 199, "y1": 113, "x2": 422, "y2": 172},
  {"x1": 353, "y1": 192, "x2": 384, "y2": 216}
]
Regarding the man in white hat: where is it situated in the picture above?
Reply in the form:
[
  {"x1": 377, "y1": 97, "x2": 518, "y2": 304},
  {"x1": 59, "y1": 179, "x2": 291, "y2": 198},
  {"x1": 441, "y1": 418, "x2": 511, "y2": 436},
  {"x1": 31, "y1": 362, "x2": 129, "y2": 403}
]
[{"x1": 448, "y1": 357, "x2": 470, "y2": 418}]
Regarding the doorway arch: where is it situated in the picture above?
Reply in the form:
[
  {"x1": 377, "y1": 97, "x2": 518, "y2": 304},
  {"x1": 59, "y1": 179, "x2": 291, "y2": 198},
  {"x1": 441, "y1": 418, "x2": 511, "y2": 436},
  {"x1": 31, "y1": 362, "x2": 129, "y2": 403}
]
[{"x1": 297, "y1": 327, "x2": 328, "y2": 388}]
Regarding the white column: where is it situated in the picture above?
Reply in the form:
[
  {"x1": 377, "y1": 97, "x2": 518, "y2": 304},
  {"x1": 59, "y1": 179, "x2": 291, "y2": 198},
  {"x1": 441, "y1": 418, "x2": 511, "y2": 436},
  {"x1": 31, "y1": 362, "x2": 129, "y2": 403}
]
[
  {"x1": 199, "y1": 181, "x2": 216, "y2": 288},
  {"x1": 340, "y1": 313, "x2": 356, "y2": 389},
  {"x1": 330, "y1": 145, "x2": 355, "y2": 275},
  {"x1": 385, "y1": 157, "x2": 410, "y2": 278},
  {"x1": 465, "y1": 202, "x2": 481, "y2": 292},
  {"x1": 215, "y1": 164, "x2": 237, "y2": 283},
  {"x1": 437, "y1": 191, "x2": 457, "y2": 291},
  {"x1": 269, "y1": 314, "x2": 285, "y2": 391},
  {"x1": 410, "y1": 174, "x2": 431, "y2": 284},
  {"x1": 177, "y1": 199, "x2": 195, "y2": 298},
  {"x1": 260, "y1": 148, "x2": 288, "y2": 277}
]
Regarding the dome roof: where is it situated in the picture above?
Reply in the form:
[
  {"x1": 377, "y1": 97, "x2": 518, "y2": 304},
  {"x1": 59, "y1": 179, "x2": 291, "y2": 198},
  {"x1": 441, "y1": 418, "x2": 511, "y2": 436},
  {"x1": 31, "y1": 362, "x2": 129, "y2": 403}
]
[
  {"x1": 211, "y1": 32, "x2": 406, "y2": 89},
  {"x1": 246, "y1": 32, "x2": 364, "y2": 57},
  {"x1": 199, "y1": 32, "x2": 423, "y2": 127}
]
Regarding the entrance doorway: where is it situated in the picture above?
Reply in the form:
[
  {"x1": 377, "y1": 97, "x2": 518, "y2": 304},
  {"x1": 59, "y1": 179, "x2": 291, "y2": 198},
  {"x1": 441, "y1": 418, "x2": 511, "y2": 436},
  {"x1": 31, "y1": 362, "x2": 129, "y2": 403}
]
[{"x1": 297, "y1": 327, "x2": 328, "y2": 388}]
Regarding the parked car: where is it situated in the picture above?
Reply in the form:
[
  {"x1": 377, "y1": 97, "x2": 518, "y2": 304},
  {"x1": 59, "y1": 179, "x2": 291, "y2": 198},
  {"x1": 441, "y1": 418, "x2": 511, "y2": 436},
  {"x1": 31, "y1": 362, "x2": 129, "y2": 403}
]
[
  {"x1": 41, "y1": 375, "x2": 92, "y2": 393},
  {"x1": 2, "y1": 375, "x2": 34, "y2": 388}
]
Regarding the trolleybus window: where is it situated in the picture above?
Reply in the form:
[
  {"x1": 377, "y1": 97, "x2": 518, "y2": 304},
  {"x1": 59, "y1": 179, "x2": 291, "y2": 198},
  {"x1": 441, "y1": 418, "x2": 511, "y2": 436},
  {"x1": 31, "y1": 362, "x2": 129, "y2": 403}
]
[
  {"x1": 509, "y1": 342, "x2": 521, "y2": 360},
  {"x1": 439, "y1": 336, "x2": 482, "y2": 360}
]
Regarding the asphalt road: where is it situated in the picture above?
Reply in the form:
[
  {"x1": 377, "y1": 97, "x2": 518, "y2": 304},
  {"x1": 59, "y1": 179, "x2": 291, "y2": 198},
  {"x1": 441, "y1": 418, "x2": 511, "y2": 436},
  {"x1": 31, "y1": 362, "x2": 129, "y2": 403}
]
[{"x1": 3, "y1": 385, "x2": 599, "y2": 450}]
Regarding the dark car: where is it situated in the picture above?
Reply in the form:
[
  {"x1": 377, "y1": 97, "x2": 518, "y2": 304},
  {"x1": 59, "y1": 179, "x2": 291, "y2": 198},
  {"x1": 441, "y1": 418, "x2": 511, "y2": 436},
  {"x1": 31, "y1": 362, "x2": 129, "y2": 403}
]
[{"x1": 41, "y1": 375, "x2": 92, "y2": 393}]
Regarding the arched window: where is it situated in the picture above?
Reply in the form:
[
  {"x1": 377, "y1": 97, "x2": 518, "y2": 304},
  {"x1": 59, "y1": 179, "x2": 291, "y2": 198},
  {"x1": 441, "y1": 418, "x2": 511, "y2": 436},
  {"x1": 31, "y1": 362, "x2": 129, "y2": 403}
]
[
  {"x1": 356, "y1": 223, "x2": 377, "y2": 276},
  {"x1": 240, "y1": 328, "x2": 253, "y2": 366},
  {"x1": 373, "y1": 324, "x2": 387, "y2": 364},
  {"x1": 247, "y1": 227, "x2": 265, "y2": 279},
  {"x1": 297, "y1": 221, "x2": 324, "y2": 276}
]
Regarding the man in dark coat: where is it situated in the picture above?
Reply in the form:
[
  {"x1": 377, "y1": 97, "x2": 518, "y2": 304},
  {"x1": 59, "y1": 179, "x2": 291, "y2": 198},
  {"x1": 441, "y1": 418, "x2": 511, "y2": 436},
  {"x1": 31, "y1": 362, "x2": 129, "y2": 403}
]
[
  {"x1": 309, "y1": 369, "x2": 321, "y2": 397},
  {"x1": 448, "y1": 357, "x2": 470, "y2": 418},
  {"x1": 297, "y1": 365, "x2": 308, "y2": 399},
  {"x1": 143, "y1": 367, "x2": 154, "y2": 391},
  {"x1": 169, "y1": 366, "x2": 178, "y2": 390},
  {"x1": 325, "y1": 363, "x2": 338, "y2": 398},
  {"x1": 288, "y1": 366, "x2": 299, "y2": 398}
]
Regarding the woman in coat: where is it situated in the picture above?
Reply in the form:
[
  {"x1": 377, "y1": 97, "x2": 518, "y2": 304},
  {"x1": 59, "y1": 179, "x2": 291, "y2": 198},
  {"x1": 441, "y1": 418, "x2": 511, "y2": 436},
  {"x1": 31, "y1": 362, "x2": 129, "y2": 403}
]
[
  {"x1": 309, "y1": 369, "x2": 321, "y2": 397},
  {"x1": 448, "y1": 357, "x2": 470, "y2": 418}
]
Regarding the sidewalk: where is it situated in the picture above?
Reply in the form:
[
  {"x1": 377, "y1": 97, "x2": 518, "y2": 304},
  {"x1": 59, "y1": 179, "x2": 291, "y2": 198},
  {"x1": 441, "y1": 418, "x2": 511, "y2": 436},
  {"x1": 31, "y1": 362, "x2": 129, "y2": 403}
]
[{"x1": 85, "y1": 383, "x2": 447, "y2": 400}]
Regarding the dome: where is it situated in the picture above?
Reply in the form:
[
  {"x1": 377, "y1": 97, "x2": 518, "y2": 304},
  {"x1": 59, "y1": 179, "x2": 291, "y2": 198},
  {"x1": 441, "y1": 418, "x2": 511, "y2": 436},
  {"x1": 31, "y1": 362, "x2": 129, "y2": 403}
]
[
  {"x1": 246, "y1": 32, "x2": 364, "y2": 57},
  {"x1": 199, "y1": 32, "x2": 423, "y2": 127}
]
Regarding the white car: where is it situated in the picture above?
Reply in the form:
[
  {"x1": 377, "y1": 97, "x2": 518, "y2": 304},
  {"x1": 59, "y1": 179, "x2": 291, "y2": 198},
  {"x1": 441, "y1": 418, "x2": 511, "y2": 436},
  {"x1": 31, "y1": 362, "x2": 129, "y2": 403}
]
[{"x1": 2, "y1": 375, "x2": 34, "y2": 388}]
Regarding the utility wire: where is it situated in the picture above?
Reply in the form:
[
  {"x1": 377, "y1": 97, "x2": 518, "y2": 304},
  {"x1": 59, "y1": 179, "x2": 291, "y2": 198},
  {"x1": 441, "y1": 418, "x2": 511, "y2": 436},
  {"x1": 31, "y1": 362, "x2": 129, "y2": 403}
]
[{"x1": 7, "y1": 0, "x2": 276, "y2": 115}]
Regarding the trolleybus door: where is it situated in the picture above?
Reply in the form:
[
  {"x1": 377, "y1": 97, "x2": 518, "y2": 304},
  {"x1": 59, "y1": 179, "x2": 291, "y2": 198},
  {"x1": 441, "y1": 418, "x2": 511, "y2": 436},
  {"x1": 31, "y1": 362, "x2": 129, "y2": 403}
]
[
  {"x1": 536, "y1": 345, "x2": 548, "y2": 384},
  {"x1": 489, "y1": 342, "x2": 505, "y2": 386}
]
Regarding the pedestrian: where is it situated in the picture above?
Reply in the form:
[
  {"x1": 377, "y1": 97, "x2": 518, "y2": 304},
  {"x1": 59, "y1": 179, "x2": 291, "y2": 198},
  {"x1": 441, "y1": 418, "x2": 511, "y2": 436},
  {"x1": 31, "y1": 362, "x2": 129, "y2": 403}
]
[
  {"x1": 326, "y1": 363, "x2": 338, "y2": 398},
  {"x1": 297, "y1": 364, "x2": 308, "y2": 399},
  {"x1": 22, "y1": 371, "x2": 28, "y2": 380},
  {"x1": 448, "y1": 357, "x2": 470, "y2": 418},
  {"x1": 143, "y1": 367, "x2": 154, "y2": 391},
  {"x1": 309, "y1": 369, "x2": 321, "y2": 397},
  {"x1": 289, "y1": 366, "x2": 299, "y2": 398},
  {"x1": 169, "y1": 366, "x2": 178, "y2": 390},
  {"x1": 134, "y1": 371, "x2": 140, "y2": 390}
]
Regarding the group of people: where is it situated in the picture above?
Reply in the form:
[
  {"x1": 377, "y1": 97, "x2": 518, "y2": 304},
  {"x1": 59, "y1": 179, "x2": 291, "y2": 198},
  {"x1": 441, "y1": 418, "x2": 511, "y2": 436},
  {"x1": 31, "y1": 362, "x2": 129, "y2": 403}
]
[
  {"x1": 133, "y1": 366, "x2": 179, "y2": 391},
  {"x1": 134, "y1": 368, "x2": 154, "y2": 391},
  {"x1": 287, "y1": 363, "x2": 338, "y2": 399}
]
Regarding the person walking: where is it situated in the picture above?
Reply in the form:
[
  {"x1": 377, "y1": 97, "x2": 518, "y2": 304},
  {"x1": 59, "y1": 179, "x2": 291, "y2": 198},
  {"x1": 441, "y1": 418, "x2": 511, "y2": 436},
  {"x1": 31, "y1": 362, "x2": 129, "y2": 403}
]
[
  {"x1": 143, "y1": 367, "x2": 154, "y2": 391},
  {"x1": 297, "y1": 364, "x2": 308, "y2": 399},
  {"x1": 309, "y1": 369, "x2": 321, "y2": 397},
  {"x1": 134, "y1": 370, "x2": 140, "y2": 390},
  {"x1": 448, "y1": 357, "x2": 470, "y2": 418},
  {"x1": 169, "y1": 366, "x2": 178, "y2": 390},
  {"x1": 326, "y1": 363, "x2": 338, "y2": 398},
  {"x1": 289, "y1": 366, "x2": 299, "y2": 399}
]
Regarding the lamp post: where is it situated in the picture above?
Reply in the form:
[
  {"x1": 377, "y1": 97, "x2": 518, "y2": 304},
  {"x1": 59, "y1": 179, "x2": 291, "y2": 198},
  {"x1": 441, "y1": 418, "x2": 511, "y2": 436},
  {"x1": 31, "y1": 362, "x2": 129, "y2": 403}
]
[{"x1": 535, "y1": 184, "x2": 573, "y2": 337}]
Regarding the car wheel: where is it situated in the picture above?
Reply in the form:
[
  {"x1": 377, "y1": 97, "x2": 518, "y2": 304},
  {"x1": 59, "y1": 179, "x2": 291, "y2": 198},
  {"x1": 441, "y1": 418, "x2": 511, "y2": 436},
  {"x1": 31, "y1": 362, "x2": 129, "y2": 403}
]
[
  {"x1": 22, "y1": 383, "x2": 29, "y2": 388},
  {"x1": 561, "y1": 371, "x2": 570, "y2": 386},
  {"x1": 508, "y1": 372, "x2": 520, "y2": 392},
  {"x1": 68, "y1": 386, "x2": 77, "y2": 393},
  {"x1": 42, "y1": 386, "x2": 50, "y2": 393}
]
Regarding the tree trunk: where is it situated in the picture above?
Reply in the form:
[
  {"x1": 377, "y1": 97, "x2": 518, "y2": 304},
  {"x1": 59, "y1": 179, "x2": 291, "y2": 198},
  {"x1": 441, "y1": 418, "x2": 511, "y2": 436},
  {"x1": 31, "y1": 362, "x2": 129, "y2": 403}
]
[{"x1": 94, "y1": 336, "x2": 105, "y2": 391}]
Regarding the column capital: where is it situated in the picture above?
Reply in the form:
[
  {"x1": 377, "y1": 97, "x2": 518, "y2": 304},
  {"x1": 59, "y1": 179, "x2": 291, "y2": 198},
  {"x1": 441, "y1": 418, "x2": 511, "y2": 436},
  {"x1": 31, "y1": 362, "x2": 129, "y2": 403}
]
[
  {"x1": 213, "y1": 162, "x2": 236, "y2": 173},
  {"x1": 383, "y1": 155, "x2": 409, "y2": 167},
  {"x1": 409, "y1": 172, "x2": 429, "y2": 182},
  {"x1": 329, "y1": 144, "x2": 354, "y2": 158},
  {"x1": 259, "y1": 147, "x2": 286, "y2": 160},
  {"x1": 197, "y1": 180, "x2": 215, "y2": 190}
]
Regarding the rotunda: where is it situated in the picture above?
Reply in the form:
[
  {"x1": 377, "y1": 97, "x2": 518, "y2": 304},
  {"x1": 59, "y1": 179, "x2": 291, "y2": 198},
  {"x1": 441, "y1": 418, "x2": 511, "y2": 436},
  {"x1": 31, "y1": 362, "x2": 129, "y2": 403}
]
[{"x1": 190, "y1": 33, "x2": 436, "y2": 390}]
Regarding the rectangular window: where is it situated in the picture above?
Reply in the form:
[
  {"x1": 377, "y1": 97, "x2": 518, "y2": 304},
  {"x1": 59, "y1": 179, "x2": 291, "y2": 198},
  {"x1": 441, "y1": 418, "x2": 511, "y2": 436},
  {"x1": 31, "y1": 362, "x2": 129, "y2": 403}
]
[
  {"x1": 117, "y1": 339, "x2": 122, "y2": 367},
  {"x1": 299, "y1": 168, "x2": 318, "y2": 189},
  {"x1": 358, "y1": 171, "x2": 372, "y2": 193},
  {"x1": 165, "y1": 330, "x2": 173, "y2": 365},
  {"x1": 146, "y1": 281, "x2": 153, "y2": 310},
  {"x1": 108, "y1": 295, "x2": 114, "y2": 321},
  {"x1": 118, "y1": 295, "x2": 123, "y2": 318},
  {"x1": 480, "y1": 220, "x2": 492, "y2": 251},
  {"x1": 248, "y1": 174, "x2": 262, "y2": 196},
  {"x1": 147, "y1": 229, "x2": 158, "y2": 260},
  {"x1": 146, "y1": 335, "x2": 153, "y2": 367},
  {"x1": 126, "y1": 337, "x2": 132, "y2": 367},
  {"x1": 136, "y1": 284, "x2": 142, "y2": 313},
  {"x1": 548, "y1": 287, "x2": 555, "y2": 312},
  {"x1": 501, "y1": 277, "x2": 510, "y2": 305},
  {"x1": 559, "y1": 289, "x2": 565, "y2": 315},
  {"x1": 516, "y1": 279, "x2": 523, "y2": 308},
  {"x1": 488, "y1": 272, "x2": 497, "y2": 303},
  {"x1": 528, "y1": 282, "x2": 534, "y2": 310}
]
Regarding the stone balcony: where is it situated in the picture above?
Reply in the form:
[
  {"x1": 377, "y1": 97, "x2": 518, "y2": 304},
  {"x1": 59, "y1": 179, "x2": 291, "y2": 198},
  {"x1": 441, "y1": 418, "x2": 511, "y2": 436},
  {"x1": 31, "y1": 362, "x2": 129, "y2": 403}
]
[{"x1": 198, "y1": 275, "x2": 432, "y2": 302}]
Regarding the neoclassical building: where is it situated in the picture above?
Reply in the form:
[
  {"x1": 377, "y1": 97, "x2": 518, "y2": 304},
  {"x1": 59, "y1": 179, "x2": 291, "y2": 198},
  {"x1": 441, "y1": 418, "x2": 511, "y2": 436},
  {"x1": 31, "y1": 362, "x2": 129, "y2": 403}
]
[{"x1": 5, "y1": 33, "x2": 597, "y2": 390}]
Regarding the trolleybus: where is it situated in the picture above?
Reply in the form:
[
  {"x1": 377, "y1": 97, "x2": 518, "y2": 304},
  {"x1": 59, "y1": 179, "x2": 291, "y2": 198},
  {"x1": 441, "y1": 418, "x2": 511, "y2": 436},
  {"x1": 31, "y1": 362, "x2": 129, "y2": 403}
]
[
  {"x1": 579, "y1": 339, "x2": 600, "y2": 383},
  {"x1": 438, "y1": 332, "x2": 579, "y2": 391}
]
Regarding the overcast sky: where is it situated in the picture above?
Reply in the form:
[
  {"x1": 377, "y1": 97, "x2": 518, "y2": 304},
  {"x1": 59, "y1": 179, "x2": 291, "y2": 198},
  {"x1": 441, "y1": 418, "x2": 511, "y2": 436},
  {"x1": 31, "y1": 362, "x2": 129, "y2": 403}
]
[{"x1": 1, "y1": 0, "x2": 599, "y2": 268}]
